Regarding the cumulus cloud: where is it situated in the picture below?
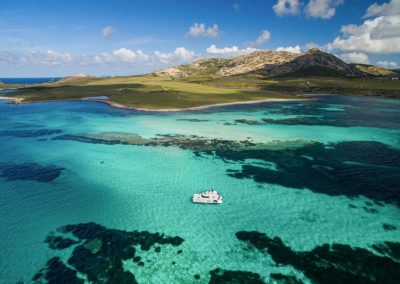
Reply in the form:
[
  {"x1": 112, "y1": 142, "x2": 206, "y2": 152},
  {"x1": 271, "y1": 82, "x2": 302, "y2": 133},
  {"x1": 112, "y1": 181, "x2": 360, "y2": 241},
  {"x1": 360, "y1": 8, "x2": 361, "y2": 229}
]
[
  {"x1": 256, "y1": 30, "x2": 271, "y2": 45},
  {"x1": 206, "y1": 45, "x2": 257, "y2": 57},
  {"x1": 0, "y1": 50, "x2": 74, "y2": 66},
  {"x1": 364, "y1": 0, "x2": 400, "y2": 18},
  {"x1": 186, "y1": 23, "x2": 219, "y2": 38},
  {"x1": 325, "y1": 1, "x2": 400, "y2": 55},
  {"x1": 273, "y1": 0, "x2": 301, "y2": 16},
  {"x1": 327, "y1": 15, "x2": 400, "y2": 54},
  {"x1": 111, "y1": 48, "x2": 149, "y2": 63},
  {"x1": 102, "y1": 26, "x2": 115, "y2": 38},
  {"x1": 339, "y1": 52, "x2": 370, "y2": 64},
  {"x1": 154, "y1": 47, "x2": 196, "y2": 64},
  {"x1": 276, "y1": 45, "x2": 302, "y2": 53},
  {"x1": 305, "y1": 0, "x2": 343, "y2": 19},
  {"x1": 377, "y1": 60, "x2": 399, "y2": 68},
  {"x1": 247, "y1": 30, "x2": 271, "y2": 47}
]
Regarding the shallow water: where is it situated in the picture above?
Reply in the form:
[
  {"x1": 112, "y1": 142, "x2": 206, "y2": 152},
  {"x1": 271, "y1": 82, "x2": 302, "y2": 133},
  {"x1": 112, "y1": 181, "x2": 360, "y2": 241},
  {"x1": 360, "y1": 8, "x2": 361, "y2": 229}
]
[{"x1": 0, "y1": 95, "x2": 399, "y2": 283}]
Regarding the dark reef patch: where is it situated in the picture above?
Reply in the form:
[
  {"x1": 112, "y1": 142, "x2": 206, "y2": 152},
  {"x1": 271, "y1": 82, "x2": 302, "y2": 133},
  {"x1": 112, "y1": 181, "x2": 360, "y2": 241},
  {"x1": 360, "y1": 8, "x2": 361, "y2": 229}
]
[
  {"x1": 33, "y1": 222, "x2": 184, "y2": 284},
  {"x1": 270, "y1": 273, "x2": 303, "y2": 284},
  {"x1": 209, "y1": 268, "x2": 265, "y2": 284},
  {"x1": 236, "y1": 231, "x2": 400, "y2": 284},
  {"x1": 32, "y1": 257, "x2": 84, "y2": 284},
  {"x1": 371, "y1": 242, "x2": 400, "y2": 261},
  {"x1": 383, "y1": 223, "x2": 397, "y2": 231},
  {"x1": 235, "y1": 119, "x2": 261, "y2": 125},
  {"x1": 52, "y1": 131, "x2": 400, "y2": 207},
  {"x1": 362, "y1": 206, "x2": 378, "y2": 213},
  {"x1": 53, "y1": 132, "x2": 256, "y2": 151},
  {"x1": 53, "y1": 134, "x2": 128, "y2": 145},
  {"x1": 261, "y1": 96, "x2": 400, "y2": 130},
  {"x1": 45, "y1": 235, "x2": 80, "y2": 250},
  {"x1": 0, "y1": 129, "x2": 62, "y2": 138},
  {"x1": 0, "y1": 163, "x2": 64, "y2": 182},
  {"x1": 262, "y1": 117, "x2": 336, "y2": 127},
  {"x1": 217, "y1": 141, "x2": 400, "y2": 207},
  {"x1": 176, "y1": 118, "x2": 209, "y2": 122}
]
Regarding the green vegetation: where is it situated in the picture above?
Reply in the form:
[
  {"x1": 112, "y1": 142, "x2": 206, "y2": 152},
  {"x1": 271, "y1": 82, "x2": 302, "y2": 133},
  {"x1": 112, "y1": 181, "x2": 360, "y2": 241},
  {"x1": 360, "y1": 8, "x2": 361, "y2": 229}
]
[
  {"x1": 10, "y1": 75, "x2": 296, "y2": 110},
  {"x1": 5, "y1": 71, "x2": 400, "y2": 110},
  {"x1": 352, "y1": 64, "x2": 398, "y2": 77}
]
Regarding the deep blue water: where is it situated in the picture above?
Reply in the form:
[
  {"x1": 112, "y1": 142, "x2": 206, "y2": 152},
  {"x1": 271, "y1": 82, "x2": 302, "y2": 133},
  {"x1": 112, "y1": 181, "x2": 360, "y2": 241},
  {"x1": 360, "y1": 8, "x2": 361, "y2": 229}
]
[{"x1": 0, "y1": 77, "x2": 61, "y2": 84}]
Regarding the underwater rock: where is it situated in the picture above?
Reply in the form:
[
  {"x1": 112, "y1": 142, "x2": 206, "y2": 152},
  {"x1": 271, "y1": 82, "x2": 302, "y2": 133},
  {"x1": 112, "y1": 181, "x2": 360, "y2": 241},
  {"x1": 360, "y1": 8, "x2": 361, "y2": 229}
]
[
  {"x1": 209, "y1": 268, "x2": 265, "y2": 284},
  {"x1": 371, "y1": 242, "x2": 400, "y2": 261},
  {"x1": 0, "y1": 163, "x2": 64, "y2": 182},
  {"x1": 83, "y1": 238, "x2": 102, "y2": 254},
  {"x1": 262, "y1": 117, "x2": 335, "y2": 127},
  {"x1": 176, "y1": 118, "x2": 209, "y2": 122},
  {"x1": 0, "y1": 129, "x2": 62, "y2": 138},
  {"x1": 382, "y1": 224, "x2": 397, "y2": 231},
  {"x1": 32, "y1": 257, "x2": 84, "y2": 284},
  {"x1": 236, "y1": 231, "x2": 400, "y2": 284},
  {"x1": 270, "y1": 273, "x2": 303, "y2": 284},
  {"x1": 52, "y1": 131, "x2": 400, "y2": 207},
  {"x1": 37, "y1": 222, "x2": 184, "y2": 284},
  {"x1": 53, "y1": 134, "x2": 127, "y2": 145},
  {"x1": 235, "y1": 119, "x2": 261, "y2": 125},
  {"x1": 45, "y1": 235, "x2": 80, "y2": 250},
  {"x1": 220, "y1": 141, "x2": 400, "y2": 207},
  {"x1": 194, "y1": 274, "x2": 201, "y2": 280}
]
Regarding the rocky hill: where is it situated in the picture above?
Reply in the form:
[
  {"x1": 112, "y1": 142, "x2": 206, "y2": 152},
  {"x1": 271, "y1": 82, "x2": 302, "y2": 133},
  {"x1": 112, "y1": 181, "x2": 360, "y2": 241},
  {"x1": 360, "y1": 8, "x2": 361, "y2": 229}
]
[
  {"x1": 154, "y1": 48, "x2": 392, "y2": 79},
  {"x1": 352, "y1": 64, "x2": 398, "y2": 77}
]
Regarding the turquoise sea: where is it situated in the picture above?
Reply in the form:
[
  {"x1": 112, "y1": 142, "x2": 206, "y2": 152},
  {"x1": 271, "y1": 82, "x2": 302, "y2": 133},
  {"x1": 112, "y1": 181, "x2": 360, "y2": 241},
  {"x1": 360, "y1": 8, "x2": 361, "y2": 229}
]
[{"x1": 0, "y1": 93, "x2": 399, "y2": 283}]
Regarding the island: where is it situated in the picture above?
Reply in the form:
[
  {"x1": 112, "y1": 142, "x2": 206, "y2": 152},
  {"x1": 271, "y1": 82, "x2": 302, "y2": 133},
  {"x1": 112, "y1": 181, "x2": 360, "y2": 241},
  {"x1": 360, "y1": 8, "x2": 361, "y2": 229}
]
[{"x1": 1, "y1": 48, "x2": 399, "y2": 111}]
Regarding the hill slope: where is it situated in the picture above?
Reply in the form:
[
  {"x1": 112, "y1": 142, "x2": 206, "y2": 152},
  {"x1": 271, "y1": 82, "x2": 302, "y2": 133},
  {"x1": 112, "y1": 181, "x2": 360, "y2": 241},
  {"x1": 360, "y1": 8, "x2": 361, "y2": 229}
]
[{"x1": 154, "y1": 48, "x2": 400, "y2": 79}]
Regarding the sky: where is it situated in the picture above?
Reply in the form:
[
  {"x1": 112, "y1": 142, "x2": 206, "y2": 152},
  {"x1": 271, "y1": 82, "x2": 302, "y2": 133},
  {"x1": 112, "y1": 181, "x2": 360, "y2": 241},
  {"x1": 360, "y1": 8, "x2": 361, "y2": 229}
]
[{"x1": 0, "y1": 0, "x2": 399, "y2": 77}]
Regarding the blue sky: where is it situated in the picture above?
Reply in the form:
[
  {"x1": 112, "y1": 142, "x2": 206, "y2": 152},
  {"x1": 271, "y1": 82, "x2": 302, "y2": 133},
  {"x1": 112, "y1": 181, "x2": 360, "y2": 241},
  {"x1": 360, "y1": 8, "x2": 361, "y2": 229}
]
[{"x1": 0, "y1": 0, "x2": 399, "y2": 77}]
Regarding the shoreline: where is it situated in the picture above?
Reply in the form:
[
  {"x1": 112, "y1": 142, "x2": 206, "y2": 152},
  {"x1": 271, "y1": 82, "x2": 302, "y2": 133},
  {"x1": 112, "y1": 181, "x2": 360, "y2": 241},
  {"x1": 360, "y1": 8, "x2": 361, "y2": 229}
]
[
  {"x1": 0, "y1": 96, "x2": 310, "y2": 112},
  {"x1": 100, "y1": 97, "x2": 309, "y2": 112}
]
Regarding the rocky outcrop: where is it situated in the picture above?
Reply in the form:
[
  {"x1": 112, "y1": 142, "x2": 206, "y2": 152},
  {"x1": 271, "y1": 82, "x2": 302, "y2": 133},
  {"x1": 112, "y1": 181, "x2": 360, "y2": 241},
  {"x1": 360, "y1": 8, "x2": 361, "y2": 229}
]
[{"x1": 154, "y1": 48, "x2": 368, "y2": 78}]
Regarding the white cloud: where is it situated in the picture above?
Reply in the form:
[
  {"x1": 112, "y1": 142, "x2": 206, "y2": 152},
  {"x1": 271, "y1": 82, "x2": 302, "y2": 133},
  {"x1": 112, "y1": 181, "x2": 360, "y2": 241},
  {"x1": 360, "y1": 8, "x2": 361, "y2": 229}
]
[
  {"x1": 206, "y1": 44, "x2": 257, "y2": 57},
  {"x1": 364, "y1": 0, "x2": 400, "y2": 17},
  {"x1": 328, "y1": 15, "x2": 400, "y2": 54},
  {"x1": 339, "y1": 52, "x2": 370, "y2": 64},
  {"x1": 9, "y1": 50, "x2": 73, "y2": 66},
  {"x1": 325, "y1": 1, "x2": 400, "y2": 54},
  {"x1": 273, "y1": 0, "x2": 301, "y2": 16},
  {"x1": 255, "y1": 30, "x2": 271, "y2": 45},
  {"x1": 0, "y1": 48, "x2": 153, "y2": 67},
  {"x1": 377, "y1": 60, "x2": 399, "y2": 68},
  {"x1": 112, "y1": 48, "x2": 136, "y2": 63},
  {"x1": 305, "y1": 0, "x2": 343, "y2": 19},
  {"x1": 247, "y1": 30, "x2": 271, "y2": 47},
  {"x1": 186, "y1": 23, "x2": 220, "y2": 38},
  {"x1": 102, "y1": 26, "x2": 115, "y2": 38},
  {"x1": 234, "y1": 3, "x2": 240, "y2": 12},
  {"x1": 276, "y1": 45, "x2": 302, "y2": 53},
  {"x1": 154, "y1": 47, "x2": 196, "y2": 64}
]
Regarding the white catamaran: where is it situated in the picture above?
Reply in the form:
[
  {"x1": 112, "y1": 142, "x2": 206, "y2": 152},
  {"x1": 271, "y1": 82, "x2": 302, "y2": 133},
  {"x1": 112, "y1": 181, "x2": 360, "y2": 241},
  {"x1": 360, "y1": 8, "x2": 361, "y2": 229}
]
[{"x1": 192, "y1": 190, "x2": 223, "y2": 204}]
